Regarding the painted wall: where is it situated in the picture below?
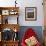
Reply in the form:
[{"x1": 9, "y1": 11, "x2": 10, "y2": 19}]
[
  {"x1": 0, "y1": 0, "x2": 44, "y2": 45},
  {"x1": 0, "y1": 0, "x2": 44, "y2": 26}
]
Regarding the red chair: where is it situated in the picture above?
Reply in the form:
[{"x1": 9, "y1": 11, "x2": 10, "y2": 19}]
[{"x1": 21, "y1": 28, "x2": 41, "y2": 46}]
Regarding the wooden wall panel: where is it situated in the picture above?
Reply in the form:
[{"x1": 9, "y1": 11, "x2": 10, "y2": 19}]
[
  {"x1": 43, "y1": 0, "x2": 46, "y2": 46},
  {"x1": 44, "y1": 0, "x2": 46, "y2": 26}
]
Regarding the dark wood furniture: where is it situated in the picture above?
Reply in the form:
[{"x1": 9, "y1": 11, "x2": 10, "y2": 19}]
[
  {"x1": 44, "y1": 27, "x2": 46, "y2": 46},
  {"x1": 2, "y1": 40, "x2": 19, "y2": 46},
  {"x1": 0, "y1": 7, "x2": 19, "y2": 46},
  {"x1": 0, "y1": 7, "x2": 19, "y2": 24},
  {"x1": 0, "y1": 41, "x2": 2, "y2": 46}
]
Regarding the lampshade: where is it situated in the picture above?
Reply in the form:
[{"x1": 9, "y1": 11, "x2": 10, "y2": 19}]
[{"x1": 13, "y1": 28, "x2": 17, "y2": 32}]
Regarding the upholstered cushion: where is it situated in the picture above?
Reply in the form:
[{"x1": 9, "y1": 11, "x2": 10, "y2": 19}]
[
  {"x1": 25, "y1": 36, "x2": 38, "y2": 46},
  {"x1": 21, "y1": 28, "x2": 41, "y2": 46}
]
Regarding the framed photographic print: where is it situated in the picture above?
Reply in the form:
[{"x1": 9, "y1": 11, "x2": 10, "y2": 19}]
[
  {"x1": 25, "y1": 7, "x2": 37, "y2": 21},
  {"x1": 2, "y1": 10, "x2": 9, "y2": 15}
]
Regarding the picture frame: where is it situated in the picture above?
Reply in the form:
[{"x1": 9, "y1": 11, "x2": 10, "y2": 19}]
[
  {"x1": 2, "y1": 10, "x2": 9, "y2": 15},
  {"x1": 25, "y1": 7, "x2": 37, "y2": 21}
]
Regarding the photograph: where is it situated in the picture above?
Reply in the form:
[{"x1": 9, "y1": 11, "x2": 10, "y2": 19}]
[{"x1": 25, "y1": 7, "x2": 37, "y2": 21}]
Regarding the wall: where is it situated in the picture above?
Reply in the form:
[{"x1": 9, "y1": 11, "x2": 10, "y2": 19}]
[
  {"x1": 18, "y1": 0, "x2": 44, "y2": 26},
  {"x1": 0, "y1": 0, "x2": 44, "y2": 45},
  {"x1": 0, "y1": 0, "x2": 44, "y2": 26}
]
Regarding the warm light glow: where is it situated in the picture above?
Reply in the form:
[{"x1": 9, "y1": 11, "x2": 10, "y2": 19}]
[{"x1": 14, "y1": 28, "x2": 17, "y2": 32}]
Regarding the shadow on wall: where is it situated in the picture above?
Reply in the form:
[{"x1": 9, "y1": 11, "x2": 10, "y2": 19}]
[{"x1": 18, "y1": 26, "x2": 43, "y2": 44}]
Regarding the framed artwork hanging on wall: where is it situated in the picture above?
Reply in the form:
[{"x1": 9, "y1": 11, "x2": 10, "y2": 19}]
[{"x1": 25, "y1": 7, "x2": 37, "y2": 21}]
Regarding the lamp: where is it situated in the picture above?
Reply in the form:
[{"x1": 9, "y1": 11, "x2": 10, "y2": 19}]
[{"x1": 14, "y1": 28, "x2": 17, "y2": 32}]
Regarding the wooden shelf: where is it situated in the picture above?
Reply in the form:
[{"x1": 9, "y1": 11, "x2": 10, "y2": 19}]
[
  {"x1": 0, "y1": 7, "x2": 19, "y2": 46},
  {"x1": 0, "y1": 7, "x2": 19, "y2": 24},
  {"x1": 0, "y1": 24, "x2": 20, "y2": 32},
  {"x1": 2, "y1": 40, "x2": 19, "y2": 42},
  {"x1": 1, "y1": 40, "x2": 19, "y2": 46},
  {"x1": 0, "y1": 7, "x2": 19, "y2": 15}
]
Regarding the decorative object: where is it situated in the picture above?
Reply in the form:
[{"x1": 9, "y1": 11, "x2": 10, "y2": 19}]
[
  {"x1": 25, "y1": 7, "x2": 37, "y2": 21},
  {"x1": 9, "y1": 10, "x2": 15, "y2": 15},
  {"x1": 2, "y1": 28, "x2": 13, "y2": 41},
  {"x1": 2, "y1": 10, "x2": 9, "y2": 15},
  {"x1": 9, "y1": 10, "x2": 18, "y2": 15},
  {"x1": 15, "y1": 0, "x2": 17, "y2": 7},
  {"x1": 13, "y1": 32, "x2": 18, "y2": 41},
  {"x1": 14, "y1": 28, "x2": 17, "y2": 32},
  {"x1": 5, "y1": 18, "x2": 8, "y2": 24}
]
